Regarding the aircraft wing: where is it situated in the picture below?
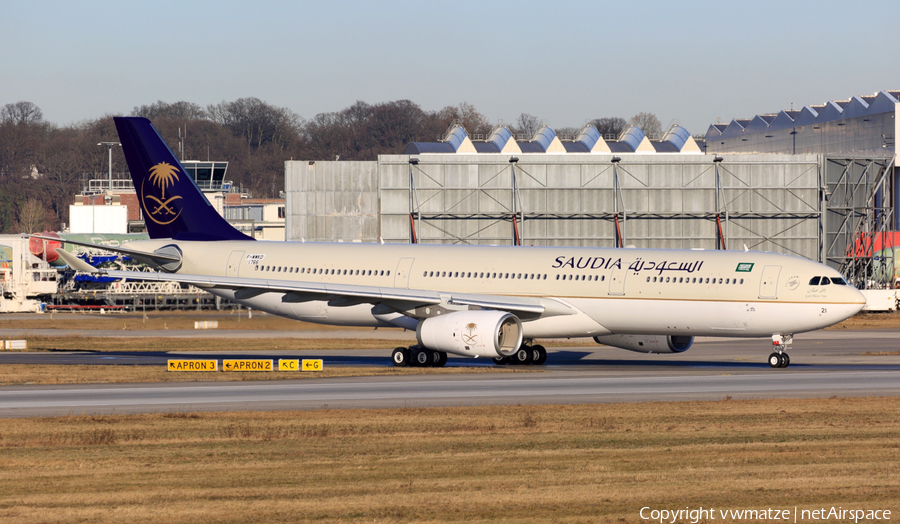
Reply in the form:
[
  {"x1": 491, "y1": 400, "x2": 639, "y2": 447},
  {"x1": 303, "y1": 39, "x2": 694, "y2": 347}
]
[
  {"x1": 31, "y1": 235, "x2": 180, "y2": 266},
  {"x1": 100, "y1": 269, "x2": 560, "y2": 317}
]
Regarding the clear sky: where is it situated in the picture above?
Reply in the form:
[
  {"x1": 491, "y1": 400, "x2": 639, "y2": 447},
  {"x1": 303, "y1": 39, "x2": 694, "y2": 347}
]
[{"x1": 2, "y1": 0, "x2": 897, "y2": 136}]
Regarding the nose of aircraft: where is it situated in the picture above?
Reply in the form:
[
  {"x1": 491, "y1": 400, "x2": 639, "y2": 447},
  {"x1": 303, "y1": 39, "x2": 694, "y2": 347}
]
[{"x1": 849, "y1": 286, "x2": 867, "y2": 314}]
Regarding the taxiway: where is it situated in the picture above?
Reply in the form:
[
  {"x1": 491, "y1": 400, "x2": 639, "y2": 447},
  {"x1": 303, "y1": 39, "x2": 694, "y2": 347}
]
[{"x1": 0, "y1": 329, "x2": 898, "y2": 417}]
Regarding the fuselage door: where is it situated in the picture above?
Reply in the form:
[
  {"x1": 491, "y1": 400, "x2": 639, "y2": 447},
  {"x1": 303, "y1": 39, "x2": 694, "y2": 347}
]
[
  {"x1": 758, "y1": 265, "x2": 781, "y2": 299},
  {"x1": 226, "y1": 250, "x2": 245, "y2": 277},
  {"x1": 608, "y1": 266, "x2": 627, "y2": 296},
  {"x1": 394, "y1": 257, "x2": 415, "y2": 288}
]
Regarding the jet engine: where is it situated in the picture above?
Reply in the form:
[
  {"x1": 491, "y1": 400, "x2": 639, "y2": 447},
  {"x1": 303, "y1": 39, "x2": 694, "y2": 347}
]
[
  {"x1": 593, "y1": 334, "x2": 693, "y2": 354},
  {"x1": 416, "y1": 310, "x2": 523, "y2": 358}
]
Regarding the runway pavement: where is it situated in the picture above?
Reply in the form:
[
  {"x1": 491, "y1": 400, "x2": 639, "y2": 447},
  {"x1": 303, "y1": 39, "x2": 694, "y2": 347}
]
[{"x1": 0, "y1": 329, "x2": 898, "y2": 417}]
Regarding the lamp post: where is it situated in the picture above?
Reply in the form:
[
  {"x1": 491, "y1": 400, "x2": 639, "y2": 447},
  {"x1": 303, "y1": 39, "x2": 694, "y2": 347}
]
[
  {"x1": 408, "y1": 158, "x2": 420, "y2": 244},
  {"x1": 97, "y1": 141, "x2": 121, "y2": 197},
  {"x1": 509, "y1": 157, "x2": 521, "y2": 245},
  {"x1": 611, "y1": 156, "x2": 624, "y2": 247}
]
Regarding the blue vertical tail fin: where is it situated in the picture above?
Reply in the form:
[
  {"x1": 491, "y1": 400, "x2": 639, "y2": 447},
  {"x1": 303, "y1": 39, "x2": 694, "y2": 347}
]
[{"x1": 114, "y1": 117, "x2": 253, "y2": 241}]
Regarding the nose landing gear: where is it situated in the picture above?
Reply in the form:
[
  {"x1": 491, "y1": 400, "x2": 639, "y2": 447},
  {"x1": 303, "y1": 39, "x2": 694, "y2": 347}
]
[{"x1": 768, "y1": 334, "x2": 792, "y2": 368}]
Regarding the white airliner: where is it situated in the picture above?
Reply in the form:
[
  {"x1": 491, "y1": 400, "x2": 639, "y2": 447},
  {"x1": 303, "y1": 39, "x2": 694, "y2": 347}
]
[{"x1": 42, "y1": 117, "x2": 866, "y2": 369}]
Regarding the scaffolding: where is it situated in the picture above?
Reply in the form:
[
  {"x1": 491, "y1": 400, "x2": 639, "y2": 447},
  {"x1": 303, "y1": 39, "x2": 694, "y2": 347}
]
[
  {"x1": 392, "y1": 155, "x2": 822, "y2": 258},
  {"x1": 824, "y1": 155, "x2": 897, "y2": 288}
]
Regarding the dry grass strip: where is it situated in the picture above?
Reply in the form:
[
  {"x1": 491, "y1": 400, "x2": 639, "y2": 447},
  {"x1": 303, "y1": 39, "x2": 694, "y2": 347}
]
[
  {"x1": 0, "y1": 364, "x2": 531, "y2": 385},
  {"x1": 10, "y1": 310, "x2": 350, "y2": 332},
  {"x1": 14, "y1": 336, "x2": 413, "y2": 352},
  {"x1": 0, "y1": 397, "x2": 897, "y2": 523},
  {"x1": 826, "y1": 311, "x2": 900, "y2": 330}
]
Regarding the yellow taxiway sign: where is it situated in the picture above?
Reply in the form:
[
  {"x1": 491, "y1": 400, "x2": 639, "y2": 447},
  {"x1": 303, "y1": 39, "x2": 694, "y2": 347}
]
[
  {"x1": 167, "y1": 360, "x2": 218, "y2": 372},
  {"x1": 302, "y1": 359, "x2": 323, "y2": 371},
  {"x1": 278, "y1": 359, "x2": 299, "y2": 371},
  {"x1": 223, "y1": 359, "x2": 273, "y2": 372}
]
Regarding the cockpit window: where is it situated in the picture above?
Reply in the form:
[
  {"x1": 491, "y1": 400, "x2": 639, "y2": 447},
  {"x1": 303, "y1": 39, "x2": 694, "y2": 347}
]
[
  {"x1": 820, "y1": 277, "x2": 830, "y2": 285},
  {"x1": 832, "y1": 277, "x2": 847, "y2": 285},
  {"x1": 809, "y1": 276, "x2": 820, "y2": 285}
]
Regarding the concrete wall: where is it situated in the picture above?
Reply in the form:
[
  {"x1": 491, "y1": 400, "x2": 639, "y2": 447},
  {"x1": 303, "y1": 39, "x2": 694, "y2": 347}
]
[
  {"x1": 285, "y1": 160, "x2": 379, "y2": 242},
  {"x1": 69, "y1": 205, "x2": 129, "y2": 234}
]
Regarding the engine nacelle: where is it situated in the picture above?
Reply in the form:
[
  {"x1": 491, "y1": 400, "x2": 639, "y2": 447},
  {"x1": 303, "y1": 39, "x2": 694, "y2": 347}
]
[
  {"x1": 593, "y1": 334, "x2": 693, "y2": 354},
  {"x1": 416, "y1": 310, "x2": 523, "y2": 358}
]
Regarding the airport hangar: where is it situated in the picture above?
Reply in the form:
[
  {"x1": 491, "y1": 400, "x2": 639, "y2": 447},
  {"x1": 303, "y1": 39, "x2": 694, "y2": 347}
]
[{"x1": 284, "y1": 90, "x2": 899, "y2": 287}]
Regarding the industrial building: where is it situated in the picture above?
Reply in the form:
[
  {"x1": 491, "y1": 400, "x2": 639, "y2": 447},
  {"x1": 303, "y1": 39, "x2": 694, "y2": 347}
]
[
  {"x1": 286, "y1": 109, "x2": 898, "y2": 288},
  {"x1": 706, "y1": 90, "x2": 898, "y2": 156}
]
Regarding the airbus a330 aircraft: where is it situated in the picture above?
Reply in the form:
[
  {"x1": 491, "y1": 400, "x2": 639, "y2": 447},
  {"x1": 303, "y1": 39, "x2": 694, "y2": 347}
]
[{"x1": 42, "y1": 117, "x2": 866, "y2": 369}]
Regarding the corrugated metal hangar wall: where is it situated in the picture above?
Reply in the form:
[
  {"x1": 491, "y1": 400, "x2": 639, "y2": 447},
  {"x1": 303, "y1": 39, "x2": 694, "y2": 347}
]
[{"x1": 286, "y1": 154, "x2": 827, "y2": 262}]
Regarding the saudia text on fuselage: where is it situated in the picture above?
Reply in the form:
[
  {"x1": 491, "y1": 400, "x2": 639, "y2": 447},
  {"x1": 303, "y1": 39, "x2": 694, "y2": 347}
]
[{"x1": 551, "y1": 256, "x2": 704, "y2": 276}]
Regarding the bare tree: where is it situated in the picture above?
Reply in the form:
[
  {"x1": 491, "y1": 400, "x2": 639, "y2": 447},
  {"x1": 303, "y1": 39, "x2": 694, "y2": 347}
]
[
  {"x1": 132, "y1": 100, "x2": 207, "y2": 121},
  {"x1": 554, "y1": 127, "x2": 580, "y2": 139},
  {"x1": 589, "y1": 117, "x2": 627, "y2": 139},
  {"x1": 628, "y1": 112, "x2": 662, "y2": 139},
  {"x1": 14, "y1": 198, "x2": 49, "y2": 233},
  {"x1": 513, "y1": 113, "x2": 541, "y2": 138},
  {"x1": 207, "y1": 97, "x2": 302, "y2": 150},
  {"x1": 1, "y1": 101, "x2": 43, "y2": 125},
  {"x1": 436, "y1": 103, "x2": 492, "y2": 137},
  {"x1": 0, "y1": 102, "x2": 46, "y2": 182}
]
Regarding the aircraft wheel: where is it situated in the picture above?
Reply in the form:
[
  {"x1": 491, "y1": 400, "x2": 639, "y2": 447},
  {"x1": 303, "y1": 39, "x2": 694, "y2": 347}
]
[
  {"x1": 768, "y1": 353, "x2": 783, "y2": 368},
  {"x1": 492, "y1": 356, "x2": 510, "y2": 365},
  {"x1": 512, "y1": 347, "x2": 533, "y2": 365},
  {"x1": 780, "y1": 353, "x2": 790, "y2": 368},
  {"x1": 413, "y1": 348, "x2": 432, "y2": 367},
  {"x1": 433, "y1": 351, "x2": 448, "y2": 367},
  {"x1": 392, "y1": 347, "x2": 410, "y2": 367},
  {"x1": 532, "y1": 345, "x2": 547, "y2": 365}
]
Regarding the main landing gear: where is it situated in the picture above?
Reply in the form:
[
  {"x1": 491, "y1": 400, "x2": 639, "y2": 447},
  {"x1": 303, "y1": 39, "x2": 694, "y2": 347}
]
[
  {"x1": 768, "y1": 333, "x2": 793, "y2": 368},
  {"x1": 492, "y1": 342, "x2": 547, "y2": 366},
  {"x1": 392, "y1": 346, "x2": 447, "y2": 368}
]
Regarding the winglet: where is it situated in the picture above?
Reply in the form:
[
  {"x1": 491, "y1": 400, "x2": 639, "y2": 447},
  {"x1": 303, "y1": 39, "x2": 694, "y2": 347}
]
[{"x1": 54, "y1": 248, "x2": 100, "y2": 273}]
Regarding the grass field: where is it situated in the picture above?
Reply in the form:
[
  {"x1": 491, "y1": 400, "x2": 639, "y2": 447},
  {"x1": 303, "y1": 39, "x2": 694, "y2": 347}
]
[{"x1": 0, "y1": 397, "x2": 897, "y2": 523}]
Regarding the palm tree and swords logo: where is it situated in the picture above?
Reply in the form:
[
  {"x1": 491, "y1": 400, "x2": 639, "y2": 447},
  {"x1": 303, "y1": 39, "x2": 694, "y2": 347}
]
[
  {"x1": 142, "y1": 162, "x2": 184, "y2": 225},
  {"x1": 462, "y1": 322, "x2": 479, "y2": 345}
]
